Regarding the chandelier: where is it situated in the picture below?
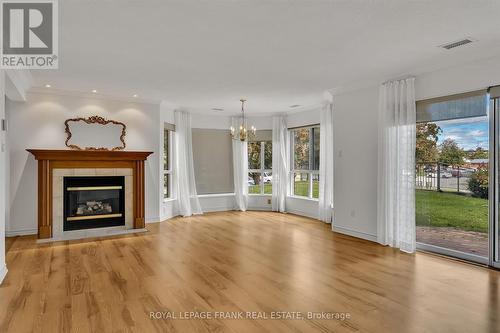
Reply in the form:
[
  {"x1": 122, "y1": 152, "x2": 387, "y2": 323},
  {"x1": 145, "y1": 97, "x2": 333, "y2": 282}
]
[{"x1": 230, "y1": 99, "x2": 256, "y2": 141}]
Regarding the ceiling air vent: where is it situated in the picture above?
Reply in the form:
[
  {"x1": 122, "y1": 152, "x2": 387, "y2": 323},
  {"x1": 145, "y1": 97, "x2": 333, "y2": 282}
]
[
  {"x1": 289, "y1": 104, "x2": 301, "y2": 108},
  {"x1": 211, "y1": 108, "x2": 224, "y2": 111},
  {"x1": 441, "y1": 38, "x2": 474, "y2": 50}
]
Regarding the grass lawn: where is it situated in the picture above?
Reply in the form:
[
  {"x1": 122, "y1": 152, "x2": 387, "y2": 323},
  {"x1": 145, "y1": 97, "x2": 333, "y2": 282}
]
[
  {"x1": 249, "y1": 183, "x2": 272, "y2": 194},
  {"x1": 248, "y1": 181, "x2": 319, "y2": 197},
  {"x1": 416, "y1": 190, "x2": 488, "y2": 233}
]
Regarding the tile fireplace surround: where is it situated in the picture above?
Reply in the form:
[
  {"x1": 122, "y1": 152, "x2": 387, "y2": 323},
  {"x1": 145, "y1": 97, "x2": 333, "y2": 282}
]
[{"x1": 27, "y1": 149, "x2": 153, "y2": 241}]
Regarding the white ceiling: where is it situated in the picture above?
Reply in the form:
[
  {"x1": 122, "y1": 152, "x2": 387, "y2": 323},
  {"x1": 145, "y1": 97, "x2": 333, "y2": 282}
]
[{"x1": 31, "y1": 0, "x2": 500, "y2": 115}]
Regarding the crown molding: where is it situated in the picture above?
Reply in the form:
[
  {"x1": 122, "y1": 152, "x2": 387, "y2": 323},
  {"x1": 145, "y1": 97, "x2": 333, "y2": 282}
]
[{"x1": 28, "y1": 87, "x2": 162, "y2": 106}]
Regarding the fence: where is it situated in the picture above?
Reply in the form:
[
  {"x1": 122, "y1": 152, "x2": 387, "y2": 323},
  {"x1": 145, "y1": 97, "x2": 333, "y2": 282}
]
[{"x1": 415, "y1": 163, "x2": 480, "y2": 193}]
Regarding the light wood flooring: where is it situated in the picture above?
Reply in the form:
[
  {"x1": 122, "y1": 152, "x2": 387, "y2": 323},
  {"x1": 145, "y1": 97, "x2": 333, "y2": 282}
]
[{"x1": 1, "y1": 211, "x2": 499, "y2": 332}]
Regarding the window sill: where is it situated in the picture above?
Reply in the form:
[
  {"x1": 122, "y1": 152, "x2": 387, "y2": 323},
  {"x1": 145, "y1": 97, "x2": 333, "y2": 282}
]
[
  {"x1": 287, "y1": 196, "x2": 319, "y2": 202},
  {"x1": 163, "y1": 198, "x2": 176, "y2": 203},
  {"x1": 198, "y1": 193, "x2": 235, "y2": 198},
  {"x1": 248, "y1": 194, "x2": 272, "y2": 197}
]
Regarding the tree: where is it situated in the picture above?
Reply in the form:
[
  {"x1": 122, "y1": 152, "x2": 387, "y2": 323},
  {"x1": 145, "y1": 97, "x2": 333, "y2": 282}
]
[
  {"x1": 248, "y1": 141, "x2": 272, "y2": 184},
  {"x1": 416, "y1": 122, "x2": 441, "y2": 163},
  {"x1": 468, "y1": 166, "x2": 488, "y2": 199},
  {"x1": 467, "y1": 147, "x2": 488, "y2": 160},
  {"x1": 439, "y1": 138, "x2": 465, "y2": 166},
  {"x1": 294, "y1": 128, "x2": 310, "y2": 169}
]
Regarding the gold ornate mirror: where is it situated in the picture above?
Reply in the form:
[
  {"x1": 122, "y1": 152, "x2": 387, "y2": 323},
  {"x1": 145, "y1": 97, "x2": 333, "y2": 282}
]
[{"x1": 64, "y1": 116, "x2": 127, "y2": 151}]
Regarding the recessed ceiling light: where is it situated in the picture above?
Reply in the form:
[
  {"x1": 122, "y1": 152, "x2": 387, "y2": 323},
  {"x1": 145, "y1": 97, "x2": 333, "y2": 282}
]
[
  {"x1": 133, "y1": 94, "x2": 138, "y2": 98},
  {"x1": 91, "y1": 89, "x2": 98, "y2": 93},
  {"x1": 289, "y1": 104, "x2": 301, "y2": 108},
  {"x1": 45, "y1": 84, "x2": 51, "y2": 88},
  {"x1": 211, "y1": 107, "x2": 224, "y2": 111}
]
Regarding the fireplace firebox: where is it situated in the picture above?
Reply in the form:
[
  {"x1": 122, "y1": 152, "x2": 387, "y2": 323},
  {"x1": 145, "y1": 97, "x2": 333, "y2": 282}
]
[{"x1": 63, "y1": 176, "x2": 125, "y2": 231}]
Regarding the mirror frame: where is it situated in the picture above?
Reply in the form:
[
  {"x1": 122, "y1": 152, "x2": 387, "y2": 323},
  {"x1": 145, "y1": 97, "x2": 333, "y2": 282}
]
[{"x1": 64, "y1": 115, "x2": 127, "y2": 151}]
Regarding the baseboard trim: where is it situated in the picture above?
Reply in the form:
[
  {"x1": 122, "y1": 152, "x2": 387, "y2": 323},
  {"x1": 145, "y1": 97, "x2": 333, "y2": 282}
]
[
  {"x1": 0, "y1": 264, "x2": 8, "y2": 285},
  {"x1": 247, "y1": 207, "x2": 272, "y2": 211},
  {"x1": 332, "y1": 225, "x2": 377, "y2": 243},
  {"x1": 6, "y1": 228, "x2": 38, "y2": 237},
  {"x1": 286, "y1": 209, "x2": 319, "y2": 220},
  {"x1": 202, "y1": 206, "x2": 235, "y2": 213},
  {"x1": 146, "y1": 216, "x2": 161, "y2": 224}
]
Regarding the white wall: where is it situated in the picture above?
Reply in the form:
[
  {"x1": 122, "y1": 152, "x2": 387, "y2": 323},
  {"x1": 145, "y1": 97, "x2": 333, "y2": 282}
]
[
  {"x1": 328, "y1": 54, "x2": 500, "y2": 242},
  {"x1": 6, "y1": 91, "x2": 162, "y2": 235},
  {"x1": 332, "y1": 87, "x2": 379, "y2": 241},
  {"x1": 0, "y1": 70, "x2": 7, "y2": 283},
  {"x1": 415, "y1": 55, "x2": 500, "y2": 101}
]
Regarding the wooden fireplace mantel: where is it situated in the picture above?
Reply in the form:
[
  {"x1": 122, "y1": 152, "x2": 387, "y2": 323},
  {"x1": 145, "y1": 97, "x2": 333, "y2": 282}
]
[{"x1": 27, "y1": 149, "x2": 153, "y2": 239}]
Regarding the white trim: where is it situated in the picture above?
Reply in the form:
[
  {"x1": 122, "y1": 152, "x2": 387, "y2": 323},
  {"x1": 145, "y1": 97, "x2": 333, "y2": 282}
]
[
  {"x1": 0, "y1": 264, "x2": 7, "y2": 285},
  {"x1": 28, "y1": 87, "x2": 161, "y2": 105},
  {"x1": 247, "y1": 207, "x2": 272, "y2": 211},
  {"x1": 332, "y1": 225, "x2": 377, "y2": 243},
  {"x1": 159, "y1": 213, "x2": 178, "y2": 222},
  {"x1": 198, "y1": 193, "x2": 235, "y2": 198},
  {"x1": 146, "y1": 216, "x2": 161, "y2": 223},
  {"x1": 417, "y1": 242, "x2": 488, "y2": 265},
  {"x1": 287, "y1": 195, "x2": 318, "y2": 202},
  {"x1": 203, "y1": 206, "x2": 235, "y2": 213},
  {"x1": 287, "y1": 208, "x2": 318, "y2": 220},
  {"x1": 6, "y1": 228, "x2": 38, "y2": 237}
]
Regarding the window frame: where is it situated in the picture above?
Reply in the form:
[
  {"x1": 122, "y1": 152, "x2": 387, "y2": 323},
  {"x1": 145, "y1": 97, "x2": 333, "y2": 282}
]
[
  {"x1": 163, "y1": 127, "x2": 173, "y2": 200},
  {"x1": 248, "y1": 141, "x2": 272, "y2": 195},
  {"x1": 289, "y1": 125, "x2": 320, "y2": 200}
]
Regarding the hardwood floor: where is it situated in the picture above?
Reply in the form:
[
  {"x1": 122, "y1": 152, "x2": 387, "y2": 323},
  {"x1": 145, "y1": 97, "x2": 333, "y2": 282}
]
[{"x1": 1, "y1": 211, "x2": 499, "y2": 332}]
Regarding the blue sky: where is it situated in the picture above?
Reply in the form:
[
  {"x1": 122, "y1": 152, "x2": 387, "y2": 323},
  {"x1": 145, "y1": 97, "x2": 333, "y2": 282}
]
[{"x1": 436, "y1": 116, "x2": 489, "y2": 151}]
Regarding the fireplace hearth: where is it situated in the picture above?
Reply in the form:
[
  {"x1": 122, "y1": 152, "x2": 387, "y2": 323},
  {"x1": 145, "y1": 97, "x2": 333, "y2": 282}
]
[{"x1": 64, "y1": 176, "x2": 125, "y2": 231}]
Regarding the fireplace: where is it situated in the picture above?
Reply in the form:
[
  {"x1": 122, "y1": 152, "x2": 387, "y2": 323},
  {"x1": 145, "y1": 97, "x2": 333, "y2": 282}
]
[{"x1": 64, "y1": 176, "x2": 125, "y2": 231}]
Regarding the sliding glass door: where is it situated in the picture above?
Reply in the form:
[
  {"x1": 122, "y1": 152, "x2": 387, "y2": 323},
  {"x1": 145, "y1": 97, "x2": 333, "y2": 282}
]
[
  {"x1": 416, "y1": 87, "x2": 500, "y2": 267},
  {"x1": 415, "y1": 91, "x2": 490, "y2": 264}
]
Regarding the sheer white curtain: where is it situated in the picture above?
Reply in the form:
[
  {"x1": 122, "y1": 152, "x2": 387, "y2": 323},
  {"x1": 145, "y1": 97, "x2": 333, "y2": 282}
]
[
  {"x1": 318, "y1": 94, "x2": 334, "y2": 223},
  {"x1": 175, "y1": 111, "x2": 202, "y2": 217},
  {"x1": 272, "y1": 116, "x2": 289, "y2": 212},
  {"x1": 377, "y1": 77, "x2": 416, "y2": 253},
  {"x1": 232, "y1": 117, "x2": 248, "y2": 211}
]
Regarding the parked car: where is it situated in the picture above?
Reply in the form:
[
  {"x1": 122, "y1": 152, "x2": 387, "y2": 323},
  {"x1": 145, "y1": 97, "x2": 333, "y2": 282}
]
[
  {"x1": 441, "y1": 172, "x2": 453, "y2": 178},
  {"x1": 263, "y1": 172, "x2": 272, "y2": 183},
  {"x1": 451, "y1": 169, "x2": 474, "y2": 177},
  {"x1": 248, "y1": 177, "x2": 255, "y2": 185}
]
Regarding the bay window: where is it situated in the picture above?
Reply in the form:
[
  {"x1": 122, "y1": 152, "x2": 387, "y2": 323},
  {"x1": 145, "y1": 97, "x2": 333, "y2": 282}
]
[
  {"x1": 290, "y1": 126, "x2": 320, "y2": 199},
  {"x1": 163, "y1": 125, "x2": 173, "y2": 199},
  {"x1": 248, "y1": 140, "x2": 272, "y2": 195}
]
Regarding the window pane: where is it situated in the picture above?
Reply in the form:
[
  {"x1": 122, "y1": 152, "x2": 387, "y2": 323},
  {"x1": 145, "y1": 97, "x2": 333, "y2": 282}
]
[
  {"x1": 294, "y1": 129, "x2": 310, "y2": 170},
  {"x1": 313, "y1": 127, "x2": 320, "y2": 170},
  {"x1": 248, "y1": 172, "x2": 261, "y2": 194},
  {"x1": 312, "y1": 174, "x2": 319, "y2": 199},
  {"x1": 248, "y1": 142, "x2": 261, "y2": 169},
  {"x1": 163, "y1": 173, "x2": 169, "y2": 199},
  {"x1": 264, "y1": 141, "x2": 272, "y2": 169},
  {"x1": 416, "y1": 115, "x2": 489, "y2": 258},
  {"x1": 263, "y1": 172, "x2": 272, "y2": 194},
  {"x1": 164, "y1": 129, "x2": 169, "y2": 170},
  {"x1": 293, "y1": 172, "x2": 309, "y2": 197}
]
